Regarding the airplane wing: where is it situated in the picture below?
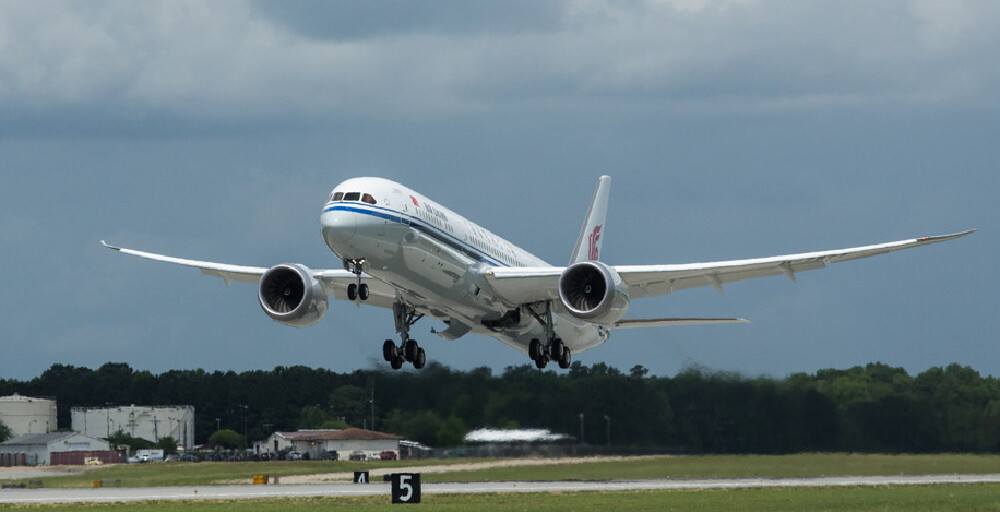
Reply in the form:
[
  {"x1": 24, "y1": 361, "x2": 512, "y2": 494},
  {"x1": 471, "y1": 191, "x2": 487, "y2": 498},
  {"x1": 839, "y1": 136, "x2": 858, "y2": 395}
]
[
  {"x1": 484, "y1": 230, "x2": 975, "y2": 304},
  {"x1": 100, "y1": 241, "x2": 396, "y2": 307}
]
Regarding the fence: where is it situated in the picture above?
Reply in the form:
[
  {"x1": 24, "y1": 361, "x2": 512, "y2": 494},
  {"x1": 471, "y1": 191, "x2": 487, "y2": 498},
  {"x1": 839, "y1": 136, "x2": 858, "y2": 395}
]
[{"x1": 50, "y1": 451, "x2": 125, "y2": 466}]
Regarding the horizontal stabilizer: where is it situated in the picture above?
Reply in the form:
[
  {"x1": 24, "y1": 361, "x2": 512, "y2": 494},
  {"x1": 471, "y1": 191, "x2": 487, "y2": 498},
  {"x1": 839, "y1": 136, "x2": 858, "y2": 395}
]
[{"x1": 615, "y1": 317, "x2": 749, "y2": 329}]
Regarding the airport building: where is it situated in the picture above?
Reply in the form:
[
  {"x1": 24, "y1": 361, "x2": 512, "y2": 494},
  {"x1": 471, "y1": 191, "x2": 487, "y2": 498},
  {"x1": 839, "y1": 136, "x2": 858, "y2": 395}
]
[
  {"x1": 0, "y1": 394, "x2": 58, "y2": 437},
  {"x1": 0, "y1": 432, "x2": 110, "y2": 466},
  {"x1": 255, "y1": 428, "x2": 401, "y2": 460},
  {"x1": 71, "y1": 405, "x2": 195, "y2": 450}
]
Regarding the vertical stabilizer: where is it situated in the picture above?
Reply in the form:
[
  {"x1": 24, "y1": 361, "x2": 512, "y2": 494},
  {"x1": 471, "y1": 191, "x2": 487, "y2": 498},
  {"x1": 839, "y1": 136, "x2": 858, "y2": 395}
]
[{"x1": 570, "y1": 175, "x2": 612, "y2": 263}]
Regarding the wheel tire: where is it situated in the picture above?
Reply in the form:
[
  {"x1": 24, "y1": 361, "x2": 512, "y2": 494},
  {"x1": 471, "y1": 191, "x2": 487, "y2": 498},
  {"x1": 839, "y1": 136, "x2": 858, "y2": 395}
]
[
  {"x1": 390, "y1": 356, "x2": 404, "y2": 370},
  {"x1": 382, "y1": 339, "x2": 396, "y2": 362},
  {"x1": 414, "y1": 348, "x2": 426, "y2": 369},
  {"x1": 559, "y1": 347, "x2": 572, "y2": 369},
  {"x1": 534, "y1": 355, "x2": 548, "y2": 369},
  {"x1": 359, "y1": 283, "x2": 370, "y2": 301},
  {"x1": 347, "y1": 283, "x2": 357, "y2": 301},
  {"x1": 549, "y1": 338, "x2": 563, "y2": 360},
  {"x1": 404, "y1": 339, "x2": 419, "y2": 362},
  {"x1": 528, "y1": 339, "x2": 541, "y2": 360}
]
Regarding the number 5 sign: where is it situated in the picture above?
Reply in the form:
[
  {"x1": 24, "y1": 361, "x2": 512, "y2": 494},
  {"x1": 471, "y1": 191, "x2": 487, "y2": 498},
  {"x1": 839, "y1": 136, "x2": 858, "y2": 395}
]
[{"x1": 391, "y1": 473, "x2": 421, "y2": 504}]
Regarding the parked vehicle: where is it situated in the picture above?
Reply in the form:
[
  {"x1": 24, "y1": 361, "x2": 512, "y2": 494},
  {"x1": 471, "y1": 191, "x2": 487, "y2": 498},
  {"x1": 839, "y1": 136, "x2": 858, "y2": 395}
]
[
  {"x1": 379, "y1": 451, "x2": 397, "y2": 461},
  {"x1": 348, "y1": 452, "x2": 367, "y2": 462},
  {"x1": 286, "y1": 451, "x2": 303, "y2": 461}
]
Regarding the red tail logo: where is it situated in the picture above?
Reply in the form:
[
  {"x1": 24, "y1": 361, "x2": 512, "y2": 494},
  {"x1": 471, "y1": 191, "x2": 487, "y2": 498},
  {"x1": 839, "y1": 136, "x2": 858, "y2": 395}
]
[
  {"x1": 587, "y1": 225, "x2": 602, "y2": 260},
  {"x1": 410, "y1": 195, "x2": 420, "y2": 207}
]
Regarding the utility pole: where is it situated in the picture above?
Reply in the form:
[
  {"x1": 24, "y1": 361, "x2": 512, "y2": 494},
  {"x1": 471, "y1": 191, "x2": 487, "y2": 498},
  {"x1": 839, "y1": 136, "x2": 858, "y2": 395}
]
[
  {"x1": 578, "y1": 413, "x2": 585, "y2": 445},
  {"x1": 152, "y1": 416, "x2": 159, "y2": 441},
  {"x1": 215, "y1": 417, "x2": 221, "y2": 432},
  {"x1": 604, "y1": 415, "x2": 611, "y2": 447},
  {"x1": 369, "y1": 380, "x2": 376, "y2": 432},
  {"x1": 238, "y1": 404, "x2": 249, "y2": 440}
]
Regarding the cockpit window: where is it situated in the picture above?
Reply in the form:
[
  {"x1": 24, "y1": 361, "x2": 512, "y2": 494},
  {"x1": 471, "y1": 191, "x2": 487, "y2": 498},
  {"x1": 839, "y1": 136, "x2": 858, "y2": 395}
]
[
  {"x1": 332, "y1": 192, "x2": 344, "y2": 201},
  {"x1": 362, "y1": 193, "x2": 377, "y2": 205},
  {"x1": 343, "y1": 192, "x2": 361, "y2": 201}
]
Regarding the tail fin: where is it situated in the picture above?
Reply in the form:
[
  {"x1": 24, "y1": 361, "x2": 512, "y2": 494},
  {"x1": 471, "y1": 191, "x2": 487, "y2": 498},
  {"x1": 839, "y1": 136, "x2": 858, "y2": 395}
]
[{"x1": 570, "y1": 175, "x2": 612, "y2": 263}]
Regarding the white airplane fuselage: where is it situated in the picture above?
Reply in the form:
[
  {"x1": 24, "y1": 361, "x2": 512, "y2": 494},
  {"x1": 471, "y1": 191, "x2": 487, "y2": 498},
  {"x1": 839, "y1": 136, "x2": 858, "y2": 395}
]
[{"x1": 320, "y1": 177, "x2": 608, "y2": 354}]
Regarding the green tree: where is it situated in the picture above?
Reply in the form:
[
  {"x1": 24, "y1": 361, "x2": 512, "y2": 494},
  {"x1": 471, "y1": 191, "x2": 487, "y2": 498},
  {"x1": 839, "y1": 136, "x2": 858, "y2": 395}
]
[
  {"x1": 329, "y1": 385, "x2": 368, "y2": 426},
  {"x1": 156, "y1": 436, "x2": 179, "y2": 455},
  {"x1": 297, "y1": 405, "x2": 331, "y2": 429},
  {"x1": 0, "y1": 420, "x2": 11, "y2": 443},
  {"x1": 106, "y1": 430, "x2": 154, "y2": 453},
  {"x1": 208, "y1": 429, "x2": 245, "y2": 450}
]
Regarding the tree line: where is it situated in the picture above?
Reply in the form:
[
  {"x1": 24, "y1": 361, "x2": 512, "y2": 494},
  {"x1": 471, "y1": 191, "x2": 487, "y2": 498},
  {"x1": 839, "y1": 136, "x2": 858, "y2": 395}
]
[{"x1": 1, "y1": 361, "x2": 999, "y2": 453}]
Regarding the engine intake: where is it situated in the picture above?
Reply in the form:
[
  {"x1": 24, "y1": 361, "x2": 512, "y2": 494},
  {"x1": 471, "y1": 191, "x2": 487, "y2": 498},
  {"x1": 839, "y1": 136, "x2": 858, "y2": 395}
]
[
  {"x1": 558, "y1": 261, "x2": 629, "y2": 323},
  {"x1": 258, "y1": 264, "x2": 328, "y2": 327}
]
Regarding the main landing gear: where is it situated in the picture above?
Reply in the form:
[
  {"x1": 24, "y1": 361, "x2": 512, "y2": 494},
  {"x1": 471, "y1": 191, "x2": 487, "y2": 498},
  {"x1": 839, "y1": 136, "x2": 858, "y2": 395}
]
[
  {"x1": 525, "y1": 303, "x2": 572, "y2": 370},
  {"x1": 383, "y1": 302, "x2": 426, "y2": 370},
  {"x1": 344, "y1": 259, "x2": 370, "y2": 301}
]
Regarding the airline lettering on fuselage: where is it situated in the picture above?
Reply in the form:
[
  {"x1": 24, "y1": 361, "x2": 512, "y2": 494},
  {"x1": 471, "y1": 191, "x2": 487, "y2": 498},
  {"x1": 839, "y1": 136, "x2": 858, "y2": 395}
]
[{"x1": 588, "y1": 225, "x2": 602, "y2": 260}]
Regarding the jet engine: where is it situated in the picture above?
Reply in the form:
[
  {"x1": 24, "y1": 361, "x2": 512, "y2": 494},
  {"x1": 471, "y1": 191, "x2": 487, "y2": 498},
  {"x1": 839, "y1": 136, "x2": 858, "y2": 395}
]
[
  {"x1": 258, "y1": 264, "x2": 328, "y2": 327},
  {"x1": 557, "y1": 261, "x2": 629, "y2": 324}
]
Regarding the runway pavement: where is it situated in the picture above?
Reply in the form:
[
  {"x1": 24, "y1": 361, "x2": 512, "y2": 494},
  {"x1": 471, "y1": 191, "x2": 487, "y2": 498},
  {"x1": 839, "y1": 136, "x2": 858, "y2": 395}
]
[{"x1": 3, "y1": 474, "x2": 1000, "y2": 504}]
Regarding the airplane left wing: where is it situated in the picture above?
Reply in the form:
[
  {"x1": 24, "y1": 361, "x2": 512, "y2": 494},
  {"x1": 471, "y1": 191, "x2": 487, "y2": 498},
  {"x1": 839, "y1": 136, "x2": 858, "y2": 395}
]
[
  {"x1": 484, "y1": 230, "x2": 974, "y2": 304},
  {"x1": 100, "y1": 241, "x2": 396, "y2": 307}
]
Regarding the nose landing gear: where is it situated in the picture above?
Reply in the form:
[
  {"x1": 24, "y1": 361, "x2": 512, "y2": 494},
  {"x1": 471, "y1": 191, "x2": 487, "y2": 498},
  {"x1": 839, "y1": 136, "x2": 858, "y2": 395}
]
[
  {"x1": 345, "y1": 259, "x2": 369, "y2": 302},
  {"x1": 383, "y1": 302, "x2": 426, "y2": 370}
]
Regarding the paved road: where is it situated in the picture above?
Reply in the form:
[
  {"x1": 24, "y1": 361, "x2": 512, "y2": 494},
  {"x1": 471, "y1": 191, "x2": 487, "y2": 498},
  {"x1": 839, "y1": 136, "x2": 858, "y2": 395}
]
[{"x1": 3, "y1": 474, "x2": 1000, "y2": 504}]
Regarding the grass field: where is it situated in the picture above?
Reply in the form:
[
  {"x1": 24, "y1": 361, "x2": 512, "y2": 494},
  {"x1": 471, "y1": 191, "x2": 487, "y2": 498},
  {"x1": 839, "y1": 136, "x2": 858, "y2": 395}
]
[
  {"x1": 425, "y1": 454, "x2": 1000, "y2": 483},
  {"x1": 6, "y1": 453, "x2": 1000, "y2": 489},
  {"x1": 3, "y1": 459, "x2": 478, "y2": 489},
  {"x1": 3, "y1": 485, "x2": 1000, "y2": 511}
]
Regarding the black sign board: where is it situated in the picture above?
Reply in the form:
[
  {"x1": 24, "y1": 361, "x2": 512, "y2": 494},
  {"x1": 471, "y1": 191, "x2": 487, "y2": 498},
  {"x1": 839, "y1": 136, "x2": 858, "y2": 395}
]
[
  {"x1": 353, "y1": 471, "x2": 369, "y2": 484},
  {"x1": 390, "y1": 473, "x2": 421, "y2": 504}
]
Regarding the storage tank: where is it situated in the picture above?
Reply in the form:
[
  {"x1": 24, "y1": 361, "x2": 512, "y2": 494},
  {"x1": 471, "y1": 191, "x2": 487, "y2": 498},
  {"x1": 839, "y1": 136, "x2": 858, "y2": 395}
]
[{"x1": 0, "y1": 394, "x2": 58, "y2": 437}]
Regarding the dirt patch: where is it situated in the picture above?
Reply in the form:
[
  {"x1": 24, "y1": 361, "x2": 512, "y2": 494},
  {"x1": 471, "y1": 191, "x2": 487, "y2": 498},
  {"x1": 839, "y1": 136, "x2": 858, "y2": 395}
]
[{"x1": 268, "y1": 455, "x2": 664, "y2": 485}]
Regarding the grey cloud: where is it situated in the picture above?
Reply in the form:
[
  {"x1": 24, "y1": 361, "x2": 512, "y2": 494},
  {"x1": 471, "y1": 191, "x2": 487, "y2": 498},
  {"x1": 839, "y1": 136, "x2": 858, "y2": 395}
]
[
  {"x1": 0, "y1": 0, "x2": 998, "y2": 130},
  {"x1": 250, "y1": 0, "x2": 566, "y2": 40}
]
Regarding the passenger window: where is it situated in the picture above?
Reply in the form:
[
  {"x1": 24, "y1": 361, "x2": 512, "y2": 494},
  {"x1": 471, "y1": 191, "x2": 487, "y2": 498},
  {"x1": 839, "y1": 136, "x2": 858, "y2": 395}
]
[
  {"x1": 362, "y1": 193, "x2": 377, "y2": 205},
  {"x1": 344, "y1": 192, "x2": 361, "y2": 201},
  {"x1": 333, "y1": 192, "x2": 344, "y2": 201}
]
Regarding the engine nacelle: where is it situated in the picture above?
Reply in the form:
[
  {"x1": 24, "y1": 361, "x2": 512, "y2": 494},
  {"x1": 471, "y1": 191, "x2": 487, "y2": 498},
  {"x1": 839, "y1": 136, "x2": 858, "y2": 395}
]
[
  {"x1": 258, "y1": 264, "x2": 328, "y2": 327},
  {"x1": 558, "y1": 261, "x2": 630, "y2": 324}
]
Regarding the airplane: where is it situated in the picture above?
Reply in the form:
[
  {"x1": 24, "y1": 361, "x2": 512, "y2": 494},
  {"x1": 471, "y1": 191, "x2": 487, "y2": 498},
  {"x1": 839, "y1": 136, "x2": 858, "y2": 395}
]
[{"x1": 102, "y1": 176, "x2": 974, "y2": 370}]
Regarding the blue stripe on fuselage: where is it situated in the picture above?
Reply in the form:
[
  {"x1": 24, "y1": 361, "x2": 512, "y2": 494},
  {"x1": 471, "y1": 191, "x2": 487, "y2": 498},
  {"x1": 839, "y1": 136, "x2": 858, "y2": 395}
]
[{"x1": 323, "y1": 203, "x2": 508, "y2": 267}]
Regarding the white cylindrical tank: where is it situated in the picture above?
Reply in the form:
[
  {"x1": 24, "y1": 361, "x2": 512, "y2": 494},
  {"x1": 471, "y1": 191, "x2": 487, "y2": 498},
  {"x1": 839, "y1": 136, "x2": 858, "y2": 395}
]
[{"x1": 0, "y1": 394, "x2": 58, "y2": 437}]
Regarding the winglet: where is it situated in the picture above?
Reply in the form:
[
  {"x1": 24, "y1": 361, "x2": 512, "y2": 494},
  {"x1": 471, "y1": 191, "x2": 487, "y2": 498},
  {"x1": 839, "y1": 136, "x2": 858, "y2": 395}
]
[
  {"x1": 99, "y1": 240, "x2": 121, "y2": 251},
  {"x1": 570, "y1": 175, "x2": 612, "y2": 264}
]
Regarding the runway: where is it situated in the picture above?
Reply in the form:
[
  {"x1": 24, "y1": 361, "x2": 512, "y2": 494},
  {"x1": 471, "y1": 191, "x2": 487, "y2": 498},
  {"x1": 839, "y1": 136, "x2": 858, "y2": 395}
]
[{"x1": 3, "y1": 474, "x2": 1000, "y2": 504}]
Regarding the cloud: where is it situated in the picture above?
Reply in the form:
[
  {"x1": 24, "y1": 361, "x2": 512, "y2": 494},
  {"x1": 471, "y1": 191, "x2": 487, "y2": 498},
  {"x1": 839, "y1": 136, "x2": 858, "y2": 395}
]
[{"x1": 0, "y1": 0, "x2": 997, "y2": 131}]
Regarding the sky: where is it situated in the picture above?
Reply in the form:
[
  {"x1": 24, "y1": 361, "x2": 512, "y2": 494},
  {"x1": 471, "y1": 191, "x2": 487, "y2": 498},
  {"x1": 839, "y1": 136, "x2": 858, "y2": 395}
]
[{"x1": 0, "y1": 0, "x2": 997, "y2": 380}]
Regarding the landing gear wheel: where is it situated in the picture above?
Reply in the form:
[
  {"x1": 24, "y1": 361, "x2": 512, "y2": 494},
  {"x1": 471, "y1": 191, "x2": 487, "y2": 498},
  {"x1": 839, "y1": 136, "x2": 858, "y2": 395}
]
[
  {"x1": 558, "y1": 347, "x2": 572, "y2": 369},
  {"x1": 549, "y1": 338, "x2": 564, "y2": 360},
  {"x1": 358, "y1": 283, "x2": 369, "y2": 301},
  {"x1": 528, "y1": 339, "x2": 541, "y2": 360},
  {"x1": 347, "y1": 283, "x2": 357, "y2": 301},
  {"x1": 382, "y1": 339, "x2": 396, "y2": 362},
  {"x1": 413, "y1": 348, "x2": 427, "y2": 369},
  {"x1": 390, "y1": 356, "x2": 404, "y2": 370},
  {"x1": 404, "y1": 339, "x2": 419, "y2": 362},
  {"x1": 534, "y1": 355, "x2": 549, "y2": 369}
]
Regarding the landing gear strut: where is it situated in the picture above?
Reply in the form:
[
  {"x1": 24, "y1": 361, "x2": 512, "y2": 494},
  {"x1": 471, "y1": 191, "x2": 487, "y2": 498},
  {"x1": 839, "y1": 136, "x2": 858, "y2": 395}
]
[
  {"x1": 384, "y1": 302, "x2": 426, "y2": 370},
  {"x1": 345, "y1": 259, "x2": 369, "y2": 302},
  {"x1": 525, "y1": 302, "x2": 571, "y2": 370}
]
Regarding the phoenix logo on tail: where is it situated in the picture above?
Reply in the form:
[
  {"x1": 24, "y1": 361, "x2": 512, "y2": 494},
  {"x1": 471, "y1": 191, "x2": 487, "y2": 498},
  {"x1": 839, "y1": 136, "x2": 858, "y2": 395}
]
[{"x1": 588, "y1": 225, "x2": 602, "y2": 260}]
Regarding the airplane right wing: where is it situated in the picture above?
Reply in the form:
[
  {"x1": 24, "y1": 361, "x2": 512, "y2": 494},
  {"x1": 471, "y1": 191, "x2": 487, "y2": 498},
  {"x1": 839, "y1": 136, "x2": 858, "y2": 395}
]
[{"x1": 484, "y1": 230, "x2": 975, "y2": 304}]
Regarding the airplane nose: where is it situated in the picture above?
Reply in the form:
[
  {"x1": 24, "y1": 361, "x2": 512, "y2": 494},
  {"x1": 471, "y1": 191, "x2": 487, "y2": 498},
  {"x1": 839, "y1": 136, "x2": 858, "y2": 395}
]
[{"x1": 321, "y1": 210, "x2": 356, "y2": 249}]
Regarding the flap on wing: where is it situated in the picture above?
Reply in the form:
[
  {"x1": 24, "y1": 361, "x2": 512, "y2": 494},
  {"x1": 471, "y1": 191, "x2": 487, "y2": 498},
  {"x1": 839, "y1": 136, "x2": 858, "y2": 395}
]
[
  {"x1": 483, "y1": 266, "x2": 562, "y2": 304},
  {"x1": 615, "y1": 317, "x2": 749, "y2": 328}
]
